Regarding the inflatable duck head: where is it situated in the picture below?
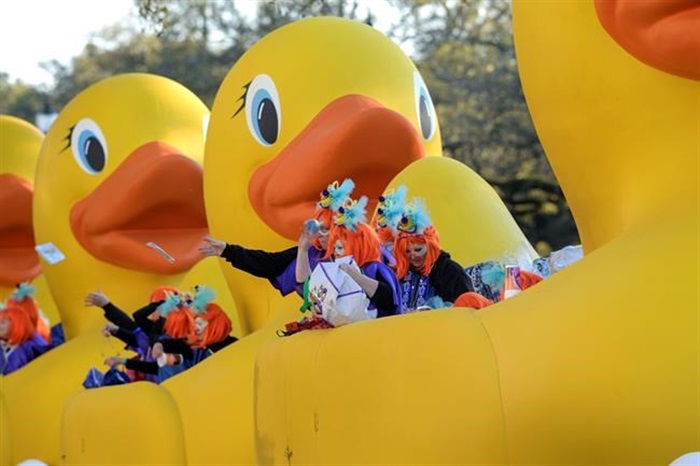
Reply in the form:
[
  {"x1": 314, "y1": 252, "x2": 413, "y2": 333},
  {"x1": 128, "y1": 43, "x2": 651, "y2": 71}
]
[
  {"x1": 205, "y1": 17, "x2": 442, "y2": 248},
  {"x1": 205, "y1": 17, "x2": 442, "y2": 330},
  {"x1": 0, "y1": 116, "x2": 44, "y2": 293},
  {"x1": 34, "y1": 73, "x2": 210, "y2": 338},
  {"x1": 513, "y1": 0, "x2": 699, "y2": 250}
]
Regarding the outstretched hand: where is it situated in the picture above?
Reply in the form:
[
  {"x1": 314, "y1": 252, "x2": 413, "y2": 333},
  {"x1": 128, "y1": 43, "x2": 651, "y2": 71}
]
[
  {"x1": 151, "y1": 342, "x2": 164, "y2": 359},
  {"x1": 104, "y1": 356, "x2": 125, "y2": 367},
  {"x1": 102, "y1": 323, "x2": 118, "y2": 337},
  {"x1": 298, "y1": 231, "x2": 314, "y2": 251},
  {"x1": 199, "y1": 236, "x2": 226, "y2": 257},
  {"x1": 85, "y1": 288, "x2": 109, "y2": 307}
]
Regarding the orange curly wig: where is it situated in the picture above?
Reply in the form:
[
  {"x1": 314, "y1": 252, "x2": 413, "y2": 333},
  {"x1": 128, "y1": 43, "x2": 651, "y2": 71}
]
[{"x1": 394, "y1": 226, "x2": 441, "y2": 280}]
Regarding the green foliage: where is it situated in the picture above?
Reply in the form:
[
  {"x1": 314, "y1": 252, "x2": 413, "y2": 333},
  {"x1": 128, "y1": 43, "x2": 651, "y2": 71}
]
[
  {"x1": 0, "y1": 73, "x2": 48, "y2": 123},
  {"x1": 390, "y1": 0, "x2": 579, "y2": 251},
  {"x1": 0, "y1": 0, "x2": 579, "y2": 253}
]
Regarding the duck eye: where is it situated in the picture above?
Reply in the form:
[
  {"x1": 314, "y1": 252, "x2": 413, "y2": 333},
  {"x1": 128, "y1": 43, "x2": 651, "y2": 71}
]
[
  {"x1": 245, "y1": 74, "x2": 281, "y2": 146},
  {"x1": 413, "y1": 71, "x2": 436, "y2": 141},
  {"x1": 70, "y1": 118, "x2": 107, "y2": 174}
]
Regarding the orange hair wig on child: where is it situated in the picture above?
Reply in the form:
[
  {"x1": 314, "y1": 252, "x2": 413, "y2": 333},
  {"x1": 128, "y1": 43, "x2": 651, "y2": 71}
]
[
  {"x1": 314, "y1": 207, "x2": 333, "y2": 228},
  {"x1": 324, "y1": 222, "x2": 381, "y2": 267},
  {"x1": 0, "y1": 306, "x2": 36, "y2": 345},
  {"x1": 150, "y1": 286, "x2": 180, "y2": 303},
  {"x1": 7, "y1": 294, "x2": 38, "y2": 328},
  {"x1": 394, "y1": 226, "x2": 442, "y2": 280},
  {"x1": 376, "y1": 226, "x2": 395, "y2": 245},
  {"x1": 163, "y1": 307, "x2": 195, "y2": 340},
  {"x1": 195, "y1": 303, "x2": 232, "y2": 348},
  {"x1": 312, "y1": 208, "x2": 334, "y2": 250},
  {"x1": 453, "y1": 292, "x2": 494, "y2": 310},
  {"x1": 7, "y1": 284, "x2": 50, "y2": 343},
  {"x1": 519, "y1": 270, "x2": 544, "y2": 290}
]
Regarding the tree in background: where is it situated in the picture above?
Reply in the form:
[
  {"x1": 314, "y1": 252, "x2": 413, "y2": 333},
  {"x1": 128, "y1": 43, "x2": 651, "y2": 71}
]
[
  {"x1": 391, "y1": 0, "x2": 579, "y2": 253},
  {"x1": 0, "y1": 73, "x2": 49, "y2": 123},
  {"x1": 0, "y1": 0, "x2": 578, "y2": 254}
]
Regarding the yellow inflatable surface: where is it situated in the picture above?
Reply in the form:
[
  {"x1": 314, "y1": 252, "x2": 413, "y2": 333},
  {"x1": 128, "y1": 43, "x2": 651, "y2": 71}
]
[
  {"x1": 0, "y1": 74, "x2": 215, "y2": 465},
  {"x1": 10, "y1": 3, "x2": 692, "y2": 463},
  {"x1": 252, "y1": 4, "x2": 698, "y2": 465},
  {"x1": 0, "y1": 115, "x2": 60, "y2": 326}
]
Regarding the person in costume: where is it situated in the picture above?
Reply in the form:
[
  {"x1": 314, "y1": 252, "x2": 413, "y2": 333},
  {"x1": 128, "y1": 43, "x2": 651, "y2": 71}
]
[
  {"x1": 0, "y1": 304, "x2": 50, "y2": 375},
  {"x1": 199, "y1": 178, "x2": 355, "y2": 297},
  {"x1": 394, "y1": 197, "x2": 488, "y2": 311},
  {"x1": 296, "y1": 194, "x2": 403, "y2": 318},
  {"x1": 151, "y1": 285, "x2": 237, "y2": 367},
  {"x1": 373, "y1": 185, "x2": 408, "y2": 269},
  {"x1": 6, "y1": 282, "x2": 52, "y2": 344},
  {"x1": 87, "y1": 286, "x2": 194, "y2": 382}
]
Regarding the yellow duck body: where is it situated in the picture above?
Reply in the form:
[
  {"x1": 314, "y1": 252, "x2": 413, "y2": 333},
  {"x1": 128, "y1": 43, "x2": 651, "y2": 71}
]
[
  {"x1": 0, "y1": 116, "x2": 60, "y2": 326},
  {"x1": 250, "y1": 3, "x2": 699, "y2": 465}
]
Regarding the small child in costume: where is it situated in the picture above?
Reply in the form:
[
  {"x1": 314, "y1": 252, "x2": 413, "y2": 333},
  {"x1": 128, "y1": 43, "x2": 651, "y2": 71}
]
[
  {"x1": 86, "y1": 286, "x2": 194, "y2": 383},
  {"x1": 152, "y1": 285, "x2": 237, "y2": 367},
  {"x1": 6, "y1": 282, "x2": 52, "y2": 344},
  {"x1": 0, "y1": 304, "x2": 49, "y2": 375},
  {"x1": 301, "y1": 193, "x2": 403, "y2": 318},
  {"x1": 394, "y1": 197, "x2": 488, "y2": 311}
]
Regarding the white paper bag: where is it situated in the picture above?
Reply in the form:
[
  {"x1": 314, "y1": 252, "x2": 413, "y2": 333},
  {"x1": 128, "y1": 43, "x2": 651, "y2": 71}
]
[{"x1": 308, "y1": 257, "x2": 371, "y2": 327}]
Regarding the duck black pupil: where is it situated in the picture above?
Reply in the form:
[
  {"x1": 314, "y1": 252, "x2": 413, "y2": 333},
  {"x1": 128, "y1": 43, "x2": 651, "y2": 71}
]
[
  {"x1": 257, "y1": 98, "x2": 278, "y2": 144},
  {"x1": 84, "y1": 137, "x2": 105, "y2": 171},
  {"x1": 419, "y1": 97, "x2": 431, "y2": 139}
]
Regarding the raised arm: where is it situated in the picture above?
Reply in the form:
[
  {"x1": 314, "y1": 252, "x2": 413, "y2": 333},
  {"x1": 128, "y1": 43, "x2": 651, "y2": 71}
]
[
  {"x1": 339, "y1": 262, "x2": 379, "y2": 297},
  {"x1": 295, "y1": 232, "x2": 314, "y2": 284}
]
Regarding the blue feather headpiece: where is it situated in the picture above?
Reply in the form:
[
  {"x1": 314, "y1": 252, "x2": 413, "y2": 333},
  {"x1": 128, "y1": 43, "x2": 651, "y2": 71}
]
[
  {"x1": 191, "y1": 285, "x2": 216, "y2": 314},
  {"x1": 334, "y1": 195, "x2": 368, "y2": 232},
  {"x1": 376, "y1": 185, "x2": 408, "y2": 230},
  {"x1": 156, "y1": 291, "x2": 186, "y2": 317},
  {"x1": 11, "y1": 282, "x2": 35, "y2": 302},
  {"x1": 397, "y1": 197, "x2": 433, "y2": 236},
  {"x1": 318, "y1": 178, "x2": 355, "y2": 211}
]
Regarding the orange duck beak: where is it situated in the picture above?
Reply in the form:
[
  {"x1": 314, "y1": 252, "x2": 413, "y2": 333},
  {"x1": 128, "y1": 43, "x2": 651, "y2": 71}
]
[
  {"x1": 0, "y1": 174, "x2": 41, "y2": 286},
  {"x1": 595, "y1": 0, "x2": 700, "y2": 80},
  {"x1": 249, "y1": 95, "x2": 427, "y2": 240},
  {"x1": 70, "y1": 142, "x2": 208, "y2": 274}
]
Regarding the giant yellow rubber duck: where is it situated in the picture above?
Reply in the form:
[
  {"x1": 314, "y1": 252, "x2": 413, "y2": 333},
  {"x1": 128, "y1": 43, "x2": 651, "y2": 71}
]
[
  {"x1": 250, "y1": 3, "x2": 698, "y2": 465},
  {"x1": 204, "y1": 17, "x2": 445, "y2": 333},
  {"x1": 0, "y1": 73, "x2": 218, "y2": 465},
  {"x1": 33, "y1": 74, "x2": 211, "y2": 339},
  {"x1": 0, "y1": 115, "x2": 60, "y2": 328}
]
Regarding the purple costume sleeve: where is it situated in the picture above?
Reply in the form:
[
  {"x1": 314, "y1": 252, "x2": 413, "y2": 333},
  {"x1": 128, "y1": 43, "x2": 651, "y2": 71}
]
[
  {"x1": 361, "y1": 261, "x2": 404, "y2": 316},
  {"x1": 1, "y1": 334, "x2": 50, "y2": 375},
  {"x1": 125, "y1": 327, "x2": 151, "y2": 360},
  {"x1": 380, "y1": 245, "x2": 396, "y2": 268},
  {"x1": 269, "y1": 246, "x2": 326, "y2": 296}
]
